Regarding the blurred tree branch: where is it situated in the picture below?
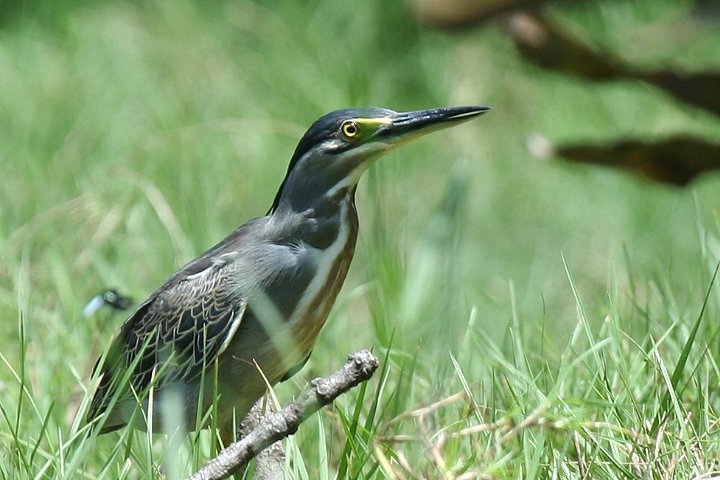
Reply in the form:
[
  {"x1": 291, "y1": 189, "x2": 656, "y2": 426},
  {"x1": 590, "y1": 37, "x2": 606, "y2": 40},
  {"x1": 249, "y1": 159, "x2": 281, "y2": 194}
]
[
  {"x1": 410, "y1": 1, "x2": 720, "y2": 185},
  {"x1": 555, "y1": 136, "x2": 720, "y2": 186},
  {"x1": 507, "y1": 11, "x2": 720, "y2": 118}
]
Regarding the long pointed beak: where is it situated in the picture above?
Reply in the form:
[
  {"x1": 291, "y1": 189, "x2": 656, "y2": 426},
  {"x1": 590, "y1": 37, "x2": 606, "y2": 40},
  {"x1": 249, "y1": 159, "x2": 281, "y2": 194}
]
[{"x1": 382, "y1": 106, "x2": 491, "y2": 141}]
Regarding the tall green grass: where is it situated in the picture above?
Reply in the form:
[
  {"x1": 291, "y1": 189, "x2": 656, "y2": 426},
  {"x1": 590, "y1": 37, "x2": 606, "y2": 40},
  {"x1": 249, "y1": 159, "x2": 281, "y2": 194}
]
[{"x1": 2, "y1": 0, "x2": 720, "y2": 477}]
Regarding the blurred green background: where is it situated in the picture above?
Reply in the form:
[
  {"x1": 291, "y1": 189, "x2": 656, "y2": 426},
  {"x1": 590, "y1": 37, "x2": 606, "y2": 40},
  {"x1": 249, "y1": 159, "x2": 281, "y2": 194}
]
[{"x1": 2, "y1": 0, "x2": 720, "y2": 477}]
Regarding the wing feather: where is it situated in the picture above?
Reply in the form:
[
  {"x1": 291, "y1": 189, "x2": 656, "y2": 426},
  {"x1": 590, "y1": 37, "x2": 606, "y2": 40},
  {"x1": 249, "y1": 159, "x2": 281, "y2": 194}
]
[{"x1": 87, "y1": 256, "x2": 246, "y2": 424}]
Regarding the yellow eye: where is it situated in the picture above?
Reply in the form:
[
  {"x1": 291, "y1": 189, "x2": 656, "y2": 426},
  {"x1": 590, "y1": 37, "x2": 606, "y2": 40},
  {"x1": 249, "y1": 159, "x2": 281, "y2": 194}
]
[{"x1": 341, "y1": 120, "x2": 359, "y2": 139}]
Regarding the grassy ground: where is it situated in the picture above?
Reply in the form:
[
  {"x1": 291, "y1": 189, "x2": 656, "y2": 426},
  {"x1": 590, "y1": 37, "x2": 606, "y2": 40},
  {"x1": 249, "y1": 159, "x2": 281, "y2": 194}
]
[{"x1": 2, "y1": 0, "x2": 720, "y2": 478}]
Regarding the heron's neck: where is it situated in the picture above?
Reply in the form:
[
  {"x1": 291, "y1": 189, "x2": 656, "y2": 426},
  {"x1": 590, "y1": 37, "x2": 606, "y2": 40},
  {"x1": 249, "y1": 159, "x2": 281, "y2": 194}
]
[{"x1": 271, "y1": 188, "x2": 358, "y2": 250}]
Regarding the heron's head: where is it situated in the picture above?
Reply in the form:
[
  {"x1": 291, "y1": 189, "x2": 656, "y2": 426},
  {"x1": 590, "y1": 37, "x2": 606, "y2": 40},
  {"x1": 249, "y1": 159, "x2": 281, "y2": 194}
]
[{"x1": 271, "y1": 105, "x2": 490, "y2": 213}]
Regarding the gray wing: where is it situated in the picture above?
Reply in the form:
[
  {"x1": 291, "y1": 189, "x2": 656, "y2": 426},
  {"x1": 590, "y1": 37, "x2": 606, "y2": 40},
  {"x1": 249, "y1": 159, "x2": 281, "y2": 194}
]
[{"x1": 87, "y1": 250, "x2": 246, "y2": 424}]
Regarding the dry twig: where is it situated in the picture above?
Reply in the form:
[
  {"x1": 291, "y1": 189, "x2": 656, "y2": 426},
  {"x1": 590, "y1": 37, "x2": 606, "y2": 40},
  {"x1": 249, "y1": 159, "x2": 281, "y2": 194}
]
[
  {"x1": 238, "y1": 399, "x2": 285, "y2": 480},
  {"x1": 187, "y1": 350, "x2": 379, "y2": 480}
]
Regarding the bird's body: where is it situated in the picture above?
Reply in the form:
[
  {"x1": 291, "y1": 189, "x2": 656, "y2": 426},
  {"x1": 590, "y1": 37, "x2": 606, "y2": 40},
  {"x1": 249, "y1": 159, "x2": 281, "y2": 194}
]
[{"x1": 87, "y1": 106, "x2": 489, "y2": 437}]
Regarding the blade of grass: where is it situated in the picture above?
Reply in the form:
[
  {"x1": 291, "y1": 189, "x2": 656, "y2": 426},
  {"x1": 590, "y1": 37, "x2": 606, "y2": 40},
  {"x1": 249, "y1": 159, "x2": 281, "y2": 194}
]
[{"x1": 651, "y1": 260, "x2": 720, "y2": 435}]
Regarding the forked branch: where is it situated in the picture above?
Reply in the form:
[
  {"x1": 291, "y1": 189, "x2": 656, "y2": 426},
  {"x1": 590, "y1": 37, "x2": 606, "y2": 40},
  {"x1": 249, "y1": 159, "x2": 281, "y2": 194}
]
[{"x1": 187, "y1": 349, "x2": 379, "y2": 480}]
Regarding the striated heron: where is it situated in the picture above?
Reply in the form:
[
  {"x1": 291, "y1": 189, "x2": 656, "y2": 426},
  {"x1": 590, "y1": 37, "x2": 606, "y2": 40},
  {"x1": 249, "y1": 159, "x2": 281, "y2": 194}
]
[{"x1": 86, "y1": 105, "x2": 490, "y2": 438}]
